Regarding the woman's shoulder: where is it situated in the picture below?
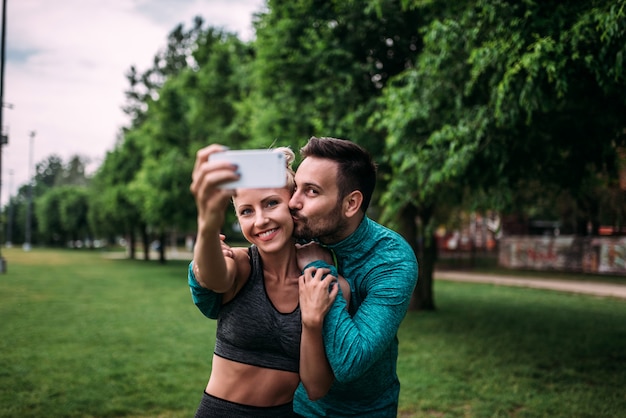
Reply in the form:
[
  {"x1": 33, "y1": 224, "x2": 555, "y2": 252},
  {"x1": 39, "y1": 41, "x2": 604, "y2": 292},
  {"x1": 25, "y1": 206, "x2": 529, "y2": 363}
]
[{"x1": 220, "y1": 246, "x2": 254, "y2": 303}]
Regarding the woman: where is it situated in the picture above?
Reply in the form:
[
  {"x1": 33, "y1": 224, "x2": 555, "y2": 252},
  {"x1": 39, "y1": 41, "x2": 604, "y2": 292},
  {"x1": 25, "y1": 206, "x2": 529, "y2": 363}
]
[{"x1": 188, "y1": 144, "x2": 349, "y2": 417}]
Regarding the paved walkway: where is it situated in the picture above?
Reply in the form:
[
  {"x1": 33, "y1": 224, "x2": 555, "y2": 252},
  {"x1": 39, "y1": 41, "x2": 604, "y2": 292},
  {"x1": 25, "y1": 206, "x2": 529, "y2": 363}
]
[{"x1": 435, "y1": 270, "x2": 626, "y2": 300}]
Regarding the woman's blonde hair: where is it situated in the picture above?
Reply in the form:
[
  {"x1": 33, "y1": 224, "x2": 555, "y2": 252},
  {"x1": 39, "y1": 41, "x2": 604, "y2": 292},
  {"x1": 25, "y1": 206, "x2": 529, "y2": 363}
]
[{"x1": 273, "y1": 146, "x2": 296, "y2": 193}]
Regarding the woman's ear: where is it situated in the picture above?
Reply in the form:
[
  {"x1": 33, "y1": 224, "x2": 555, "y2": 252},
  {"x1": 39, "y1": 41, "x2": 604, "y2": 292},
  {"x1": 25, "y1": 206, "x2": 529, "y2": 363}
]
[{"x1": 343, "y1": 190, "x2": 363, "y2": 218}]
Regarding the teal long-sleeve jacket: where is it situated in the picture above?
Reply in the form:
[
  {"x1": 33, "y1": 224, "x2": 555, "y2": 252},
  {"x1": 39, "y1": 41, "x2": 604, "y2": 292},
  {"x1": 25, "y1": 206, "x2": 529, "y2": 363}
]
[{"x1": 294, "y1": 216, "x2": 418, "y2": 417}]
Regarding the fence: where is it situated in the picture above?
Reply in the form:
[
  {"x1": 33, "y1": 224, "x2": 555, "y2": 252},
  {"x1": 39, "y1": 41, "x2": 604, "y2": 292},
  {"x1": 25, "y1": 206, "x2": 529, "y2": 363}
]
[{"x1": 498, "y1": 235, "x2": 626, "y2": 276}]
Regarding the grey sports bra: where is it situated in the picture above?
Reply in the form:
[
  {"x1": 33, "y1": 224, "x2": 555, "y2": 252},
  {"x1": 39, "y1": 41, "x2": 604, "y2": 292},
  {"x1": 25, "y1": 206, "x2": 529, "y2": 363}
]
[{"x1": 214, "y1": 246, "x2": 301, "y2": 373}]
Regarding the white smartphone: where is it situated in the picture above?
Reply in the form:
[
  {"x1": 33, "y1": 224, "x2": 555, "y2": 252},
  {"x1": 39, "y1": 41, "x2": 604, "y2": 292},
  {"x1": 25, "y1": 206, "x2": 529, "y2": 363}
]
[{"x1": 210, "y1": 149, "x2": 286, "y2": 189}]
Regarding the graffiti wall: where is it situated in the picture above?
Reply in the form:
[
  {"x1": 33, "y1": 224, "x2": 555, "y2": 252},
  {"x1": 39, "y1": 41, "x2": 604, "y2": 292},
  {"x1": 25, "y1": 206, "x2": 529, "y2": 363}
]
[{"x1": 499, "y1": 236, "x2": 626, "y2": 275}]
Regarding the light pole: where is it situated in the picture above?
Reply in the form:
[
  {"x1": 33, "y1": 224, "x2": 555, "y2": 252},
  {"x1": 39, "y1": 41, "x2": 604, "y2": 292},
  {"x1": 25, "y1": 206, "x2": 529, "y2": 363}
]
[
  {"x1": 0, "y1": 0, "x2": 7, "y2": 271},
  {"x1": 5, "y1": 168, "x2": 12, "y2": 247},
  {"x1": 23, "y1": 131, "x2": 35, "y2": 251}
]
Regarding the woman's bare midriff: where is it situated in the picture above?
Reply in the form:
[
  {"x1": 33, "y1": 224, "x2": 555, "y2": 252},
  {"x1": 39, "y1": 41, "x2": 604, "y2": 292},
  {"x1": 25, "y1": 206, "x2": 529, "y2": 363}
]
[{"x1": 205, "y1": 355, "x2": 300, "y2": 406}]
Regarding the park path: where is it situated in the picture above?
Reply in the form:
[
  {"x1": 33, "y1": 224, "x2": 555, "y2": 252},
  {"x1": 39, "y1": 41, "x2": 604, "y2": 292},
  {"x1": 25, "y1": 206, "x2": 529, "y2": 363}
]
[{"x1": 435, "y1": 270, "x2": 626, "y2": 300}]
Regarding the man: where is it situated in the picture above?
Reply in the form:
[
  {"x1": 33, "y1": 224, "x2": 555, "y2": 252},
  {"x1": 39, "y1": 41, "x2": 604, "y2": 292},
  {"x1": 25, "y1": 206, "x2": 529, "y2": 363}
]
[{"x1": 290, "y1": 136, "x2": 419, "y2": 417}]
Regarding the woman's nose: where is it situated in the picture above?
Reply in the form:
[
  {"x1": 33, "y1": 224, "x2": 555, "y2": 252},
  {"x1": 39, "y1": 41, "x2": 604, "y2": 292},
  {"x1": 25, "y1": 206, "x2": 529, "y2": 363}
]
[{"x1": 255, "y1": 213, "x2": 269, "y2": 226}]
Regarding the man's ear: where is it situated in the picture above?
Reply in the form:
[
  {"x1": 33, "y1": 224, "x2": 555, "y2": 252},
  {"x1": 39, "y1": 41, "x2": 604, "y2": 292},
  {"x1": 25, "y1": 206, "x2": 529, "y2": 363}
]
[{"x1": 343, "y1": 191, "x2": 363, "y2": 218}]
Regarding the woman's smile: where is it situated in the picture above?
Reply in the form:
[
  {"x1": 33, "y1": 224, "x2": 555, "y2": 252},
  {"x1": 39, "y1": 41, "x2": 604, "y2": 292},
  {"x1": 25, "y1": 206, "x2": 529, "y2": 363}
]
[{"x1": 257, "y1": 227, "x2": 279, "y2": 240}]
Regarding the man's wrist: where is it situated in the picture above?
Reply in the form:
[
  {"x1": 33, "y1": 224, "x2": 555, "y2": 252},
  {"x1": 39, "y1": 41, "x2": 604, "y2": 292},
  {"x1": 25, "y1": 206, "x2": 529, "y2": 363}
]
[{"x1": 303, "y1": 260, "x2": 338, "y2": 278}]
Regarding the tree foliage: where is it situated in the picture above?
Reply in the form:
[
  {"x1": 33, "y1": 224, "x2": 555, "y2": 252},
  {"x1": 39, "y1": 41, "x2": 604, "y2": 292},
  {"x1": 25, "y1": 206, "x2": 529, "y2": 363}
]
[
  {"x1": 250, "y1": 0, "x2": 422, "y2": 153},
  {"x1": 34, "y1": 183, "x2": 91, "y2": 247},
  {"x1": 100, "y1": 19, "x2": 255, "y2": 261},
  {"x1": 374, "y1": 0, "x2": 626, "y2": 308},
  {"x1": 3, "y1": 1, "x2": 625, "y2": 310}
]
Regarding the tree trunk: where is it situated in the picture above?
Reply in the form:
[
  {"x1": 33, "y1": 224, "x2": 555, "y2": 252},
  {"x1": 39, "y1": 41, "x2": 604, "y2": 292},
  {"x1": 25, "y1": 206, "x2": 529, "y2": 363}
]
[
  {"x1": 141, "y1": 224, "x2": 150, "y2": 261},
  {"x1": 128, "y1": 229, "x2": 136, "y2": 260},
  {"x1": 158, "y1": 230, "x2": 166, "y2": 264},
  {"x1": 397, "y1": 203, "x2": 436, "y2": 311},
  {"x1": 415, "y1": 229, "x2": 437, "y2": 311},
  {"x1": 414, "y1": 204, "x2": 437, "y2": 311}
]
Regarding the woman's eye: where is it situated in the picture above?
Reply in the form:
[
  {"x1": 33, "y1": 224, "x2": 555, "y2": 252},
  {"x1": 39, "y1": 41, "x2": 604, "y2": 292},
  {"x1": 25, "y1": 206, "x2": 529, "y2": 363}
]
[
  {"x1": 239, "y1": 208, "x2": 252, "y2": 216},
  {"x1": 267, "y1": 199, "x2": 279, "y2": 207}
]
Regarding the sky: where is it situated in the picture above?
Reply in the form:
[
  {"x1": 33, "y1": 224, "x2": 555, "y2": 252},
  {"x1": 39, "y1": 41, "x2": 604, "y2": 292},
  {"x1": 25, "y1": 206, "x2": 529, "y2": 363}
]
[{"x1": 0, "y1": 0, "x2": 265, "y2": 205}]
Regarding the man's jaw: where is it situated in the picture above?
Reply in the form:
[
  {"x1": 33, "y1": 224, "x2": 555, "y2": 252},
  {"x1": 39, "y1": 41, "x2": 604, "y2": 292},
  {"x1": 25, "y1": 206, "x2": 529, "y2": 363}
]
[{"x1": 291, "y1": 218, "x2": 312, "y2": 241}]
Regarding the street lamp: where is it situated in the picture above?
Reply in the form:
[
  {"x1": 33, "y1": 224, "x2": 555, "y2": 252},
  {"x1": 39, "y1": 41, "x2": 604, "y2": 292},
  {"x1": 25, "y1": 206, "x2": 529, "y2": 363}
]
[
  {"x1": 0, "y1": 0, "x2": 7, "y2": 272},
  {"x1": 23, "y1": 131, "x2": 35, "y2": 251},
  {"x1": 5, "y1": 168, "x2": 12, "y2": 247}
]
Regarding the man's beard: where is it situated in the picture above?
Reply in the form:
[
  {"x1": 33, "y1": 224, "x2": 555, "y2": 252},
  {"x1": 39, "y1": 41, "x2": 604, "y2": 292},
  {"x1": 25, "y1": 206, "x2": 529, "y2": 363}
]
[{"x1": 292, "y1": 201, "x2": 346, "y2": 244}]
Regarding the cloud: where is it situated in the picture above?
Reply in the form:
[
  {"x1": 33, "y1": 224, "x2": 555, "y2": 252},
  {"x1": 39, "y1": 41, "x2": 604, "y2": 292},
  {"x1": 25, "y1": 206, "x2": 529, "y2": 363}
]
[{"x1": 1, "y1": 0, "x2": 264, "y2": 205}]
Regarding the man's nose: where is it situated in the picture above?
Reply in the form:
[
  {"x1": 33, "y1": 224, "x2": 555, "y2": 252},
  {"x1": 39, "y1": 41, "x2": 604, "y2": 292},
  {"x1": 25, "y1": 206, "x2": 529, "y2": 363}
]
[{"x1": 288, "y1": 192, "x2": 301, "y2": 210}]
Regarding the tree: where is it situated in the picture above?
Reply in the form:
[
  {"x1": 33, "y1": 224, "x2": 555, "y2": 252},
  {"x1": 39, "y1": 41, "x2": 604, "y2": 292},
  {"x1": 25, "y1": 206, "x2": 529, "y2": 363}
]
[
  {"x1": 104, "y1": 20, "x2": 255, "y2": 261},
  {"x1": 34, "y1": 189, "x2": 65, "y2": 246},
  {"x1": 2, "y1": 154, "x2": 92, "y2": 247},
  {"x1": 60, "y1": 155, "x2": 90, "y2": 187},
  {"x1": 122, "y1": 16, "x2": 207, "y2": 127},
  {"x1": 375, "y1": 0, "x2": 626, "y2": 310},
  {"x1": 88, "y1": 133, "x2": 146, "y2": 259},
  {"x1": 250, "y1": 0, "x2": 423, "y2": 153},
  {"x1": 36, "y1": 186, "x2": 90, "y2": 246},
  {"x1": 33, "y1": 155, "x2": 64, "y2": 195}
]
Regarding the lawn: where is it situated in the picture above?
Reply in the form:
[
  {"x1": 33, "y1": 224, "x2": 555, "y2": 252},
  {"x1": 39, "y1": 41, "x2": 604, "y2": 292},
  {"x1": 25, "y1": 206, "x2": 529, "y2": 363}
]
[{"x1": 0, "y1": 247, "x2": 624, "y2": 417}]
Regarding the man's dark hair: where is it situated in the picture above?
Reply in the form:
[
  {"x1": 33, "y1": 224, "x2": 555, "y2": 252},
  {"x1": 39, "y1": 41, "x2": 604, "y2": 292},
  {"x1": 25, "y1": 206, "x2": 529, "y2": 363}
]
[{"x1": 300, "y1": 136, "x2": 377, "y2": 213}]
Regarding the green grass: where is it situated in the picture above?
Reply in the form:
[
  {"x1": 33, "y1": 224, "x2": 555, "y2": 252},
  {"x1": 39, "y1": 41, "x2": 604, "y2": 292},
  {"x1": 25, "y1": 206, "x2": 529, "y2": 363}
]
[
  {"x1": 0, "y1": 248, "x2": 210, "y2": 418},
  {"x1": 1, "y1": 248, "x2": 625, "y2": 417},
  {"x1": 397, "y1": 282, "x2": 626, "y2": 417}
]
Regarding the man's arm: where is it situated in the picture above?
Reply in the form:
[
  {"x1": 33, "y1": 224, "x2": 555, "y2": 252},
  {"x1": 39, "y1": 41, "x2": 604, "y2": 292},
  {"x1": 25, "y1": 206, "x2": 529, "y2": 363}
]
[
  {"x1": 321, "y1": 258, "x2": 417, "y2": 383},
  {"x1": 188, "y1": 261, "x2": 223, "y2": 319},
  {"x1": 188, "y1": 246, "x2": 251, "y2": 318}
]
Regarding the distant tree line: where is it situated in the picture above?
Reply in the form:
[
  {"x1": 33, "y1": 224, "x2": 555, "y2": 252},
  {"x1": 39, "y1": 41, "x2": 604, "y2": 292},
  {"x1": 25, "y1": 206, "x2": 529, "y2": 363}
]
[
  {"x1": 4, "y1": 155, "x2": 91, "y2": 248},
  {"x1": 2, "y1": 0, "x2": 625, "y2": 310}
]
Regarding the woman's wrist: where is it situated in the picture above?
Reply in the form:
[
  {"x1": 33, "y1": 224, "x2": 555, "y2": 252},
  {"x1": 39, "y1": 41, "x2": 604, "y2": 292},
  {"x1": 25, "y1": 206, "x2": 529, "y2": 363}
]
[{"x1": 301, "y1": 313, "x2": 325, "y2": 330}]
